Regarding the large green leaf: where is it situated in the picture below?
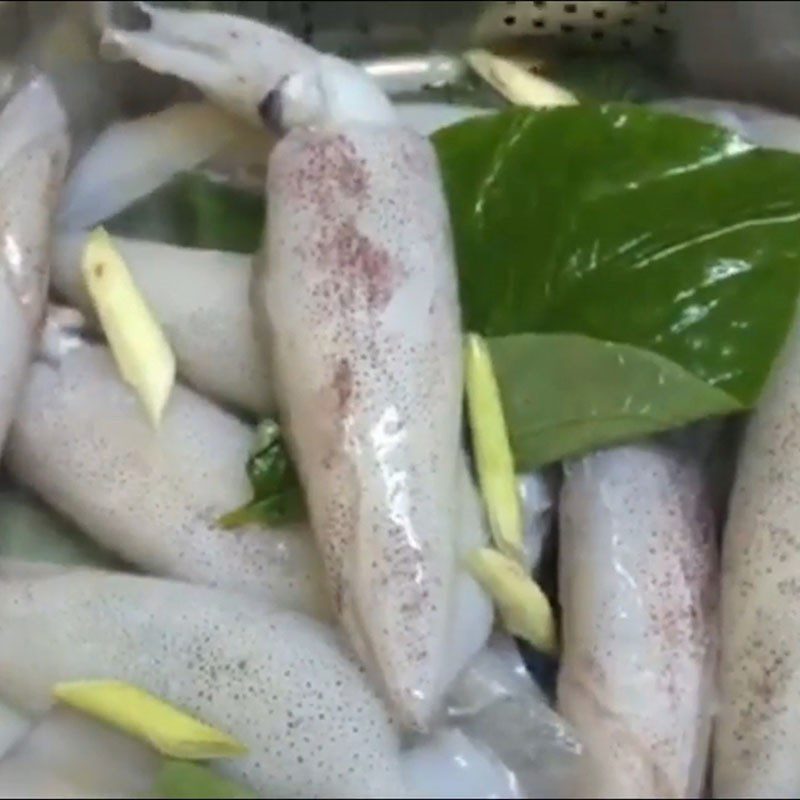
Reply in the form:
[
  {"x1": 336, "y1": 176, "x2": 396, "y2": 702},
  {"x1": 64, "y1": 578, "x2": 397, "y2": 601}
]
[
  {"x1": 489, "y1": 333, "x2": 742, "y2": 468},
  {"x1": 108, "y1": 104, "x2": 800, "y2": 471},
  {"x1": 433, "y1": 105, "x2": 800, "y2": 408}
]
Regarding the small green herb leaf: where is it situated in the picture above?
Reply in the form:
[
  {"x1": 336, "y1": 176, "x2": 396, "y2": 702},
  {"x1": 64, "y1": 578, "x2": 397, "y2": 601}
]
[{"x1": 218, "y1": 419, "x2": 305, "y2": 529}]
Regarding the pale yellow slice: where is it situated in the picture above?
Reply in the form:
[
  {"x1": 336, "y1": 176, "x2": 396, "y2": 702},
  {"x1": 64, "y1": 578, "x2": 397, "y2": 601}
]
[
  {"x1": 467, "y1": 548, "x2": 558, "y2": 656},
  {"x1": 465, "y1": 49, "x2": 578, "y2": 108},
  {"x1": 465, "y1": 333, "x2": 524, "y2": 562},
  {"x1": 53, "y1": 680, "x2": 247, "y2": 760},
  {"x1": 82, "y1": 227, "x2": 175, "y2": 427}
]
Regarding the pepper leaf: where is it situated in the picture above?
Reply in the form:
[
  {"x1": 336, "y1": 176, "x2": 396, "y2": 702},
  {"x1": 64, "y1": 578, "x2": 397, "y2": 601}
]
[{"x1": 433, "y1": 104, "x2": 800, "y2": 466}]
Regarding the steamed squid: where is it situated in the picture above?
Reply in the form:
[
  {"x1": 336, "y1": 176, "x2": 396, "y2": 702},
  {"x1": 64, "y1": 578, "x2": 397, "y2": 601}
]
[
  {"x1": 6, "y1": 311, "x2": 328, "y2": 618},
  {"x1": 103, "y1": 2, "x2": 493, "y2": 730},
  {"x1": 0, "y1": 568, "x2": 404, "y2": 798},
  {"x1": 0, "y1": 75, "x2": 68, "y2": 454},
  {"x1": 558, "y1": 440, "x2": 716, "y2": 798}
]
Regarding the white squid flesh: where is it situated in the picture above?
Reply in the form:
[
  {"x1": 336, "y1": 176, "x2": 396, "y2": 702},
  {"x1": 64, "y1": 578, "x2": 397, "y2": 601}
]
[
  {"x1": 0, "y1": 75, "x2": 69, "y2": 455},
  {"x1": 0, "y1": 569, "x2": 404, "y2": 798},
  {"x1": 558, "y1": 441, "x2": 717, "y2": 798},
  {"x1": 102, "y1": 2, "x2": 493, "y2": 732},
  {"x1": 6, "y1": 315, "x2": 327, "y2": 618}
]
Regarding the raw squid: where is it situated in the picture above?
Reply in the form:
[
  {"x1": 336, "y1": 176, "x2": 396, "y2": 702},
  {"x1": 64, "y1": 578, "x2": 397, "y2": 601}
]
[
  {"x1": 558, "y1": 441, "x2": 716, "y2": 799},
  {"x1": 714, "y1": 315, "x2": 800, "y2": 797},
  {"x1": 260, "y1": 64, "x2": 489, "y2": 731},
  {"x1": 402, "y1": 728, "x2": 518, "y2": 800},
  {"x1": 53, "y1": 232, "x2": 270, "y2": 415},
  {"x1": 51, "y1": 100, "x2": 487, "y2": 417},
  {"x1": 103, "y1": 2, "x2": 493, "y2": 731},
  {"x1": 6, "y1": 313, "x2": 328, "y2": 618},
  {"x1": 0, "y1": 75, "x2": 68, "y2": 455},
  {"x1": 0, "y1": 569, "x2": 404, "y2": 798}
]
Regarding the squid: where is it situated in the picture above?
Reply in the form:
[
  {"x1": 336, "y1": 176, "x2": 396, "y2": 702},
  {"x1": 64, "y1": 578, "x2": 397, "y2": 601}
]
[
  {"x1": 51, "y1": 90, "x2": 488, "y2": 418},
  {"x1": 102, "y1": 1, "x2": 493, "y2": 730},
  {"x1": 0, "y1": 587, "x2": 563, "y2": 800},
  {"x1": 713, "y1": 316, "x2": 800, "y2": 797},
  {"x1": 6, "y1": 310, "x2": 328, "y2": 619},
  {"x1": 557, "y1": 440, "x2": 717, "y2": 798},
  {"x1": 53, "y1": 231, "x2": 271, "y2": 415},
  {"x1": 0, "y1": 568, "x2": 404, "y2": 798},
  {"x1": 0, "y1": 74, "x2": 68, "y2": 455},
  {"x1": 641, "y1": 107, "x2": 800, "y2": 795}
]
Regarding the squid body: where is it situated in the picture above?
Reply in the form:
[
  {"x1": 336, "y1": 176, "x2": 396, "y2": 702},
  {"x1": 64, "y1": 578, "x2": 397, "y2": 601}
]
[
  {"x1": 558, "y1": 441, "x2": 716, "y2": 798},
  {"x1": 103, "y1": 1, "x2": 493, "y2": 730},
  {"x1": 0, "y1": 75, "x2": 68, "y2": 454}
]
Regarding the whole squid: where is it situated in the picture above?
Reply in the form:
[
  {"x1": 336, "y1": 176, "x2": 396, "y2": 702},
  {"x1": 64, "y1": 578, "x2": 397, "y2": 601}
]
[
  {"x1": 6, "y1": 311, "x2": 328, "y2": 618},
  {"x1": 0, "y1": 75, "x2": 68, "y2": 454},
  {"x1": 103, "y1": 2, "x2": 493, "y2": 730},
  {"x1": 558, "y1": 440, "x2": 717, "y2": 799}
]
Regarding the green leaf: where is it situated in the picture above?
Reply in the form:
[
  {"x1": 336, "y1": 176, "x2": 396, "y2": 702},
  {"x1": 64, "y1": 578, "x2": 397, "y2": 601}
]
[
  {"x1": 433, "y1": 105, "x2": 800, "y2": 463},
  {"x1": 107, "y1": 172, "x2": 263, "y2": 254},
  {"x1": 218, "y1": 419, "x2": 305, "y2": 529},
  {"x1": 488, "y1": 333, "x2": 742, "y2": 469},
  {"x1": 152, "y1": 760, "x2": 258, "y2": 799}
]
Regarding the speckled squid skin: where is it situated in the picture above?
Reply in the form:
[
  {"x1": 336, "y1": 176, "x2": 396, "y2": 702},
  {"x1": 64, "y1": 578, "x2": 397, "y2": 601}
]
[
  {"x1": 259, "y1": 124, "x2": 464, "y2": 730},
  {"x1": 715, "y1": 320, "x2": 800, "y2": 798},
  {"x1": 558, "y1": 442, "x2": 716, "y2": 799}
]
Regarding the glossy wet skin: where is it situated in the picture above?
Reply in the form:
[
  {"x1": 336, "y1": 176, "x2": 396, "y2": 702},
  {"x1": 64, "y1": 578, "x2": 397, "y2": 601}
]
[
  {"x1": 261, "y1": 121, "x2": 470, "y2": 730},
  {"x1": 558, "y1": 442, "x2": 716, "y2": 799},
  {"x1": 101, "y1": 1, "x2": 492, "y2": 730},
  {"x1": 714, "y1": 319, "x2": 800, "y2": 797},
  {"x1": 0, "y1": 76, "x2": 68, "y2": 453}
]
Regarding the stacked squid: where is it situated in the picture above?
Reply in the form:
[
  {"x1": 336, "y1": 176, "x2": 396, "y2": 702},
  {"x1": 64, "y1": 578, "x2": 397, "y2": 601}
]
[{"x1": 14, "y1": 3, "x2": 800, "y2": 799}]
